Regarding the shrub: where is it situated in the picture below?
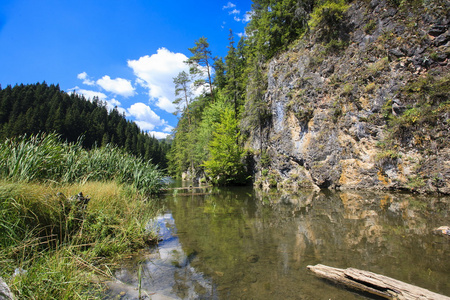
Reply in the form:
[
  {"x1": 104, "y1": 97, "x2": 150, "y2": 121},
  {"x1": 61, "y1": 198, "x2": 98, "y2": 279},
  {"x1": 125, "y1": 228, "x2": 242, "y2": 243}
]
[{"x1": 308, "y1": 0, "x2": 350, "y2": 40}]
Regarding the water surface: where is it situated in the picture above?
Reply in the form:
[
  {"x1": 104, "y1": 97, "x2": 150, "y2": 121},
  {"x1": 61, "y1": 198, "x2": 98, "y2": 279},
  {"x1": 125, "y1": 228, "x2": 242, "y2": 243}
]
[{"x1": 113, "y1": 185, "x2": 449, "y2": 299}]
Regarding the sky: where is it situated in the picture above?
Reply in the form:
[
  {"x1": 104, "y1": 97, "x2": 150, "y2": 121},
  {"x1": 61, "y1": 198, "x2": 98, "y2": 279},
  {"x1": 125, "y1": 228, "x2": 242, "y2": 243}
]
[{"x1": 0, "y1": 0, "x2": 253, "y2": 139}]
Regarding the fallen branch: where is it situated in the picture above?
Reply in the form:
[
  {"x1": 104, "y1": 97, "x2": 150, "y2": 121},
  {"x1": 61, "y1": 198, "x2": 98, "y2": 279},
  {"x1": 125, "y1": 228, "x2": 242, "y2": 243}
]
[{"x1": 307, "y1": 264, "x2": 450, "y2": 300}]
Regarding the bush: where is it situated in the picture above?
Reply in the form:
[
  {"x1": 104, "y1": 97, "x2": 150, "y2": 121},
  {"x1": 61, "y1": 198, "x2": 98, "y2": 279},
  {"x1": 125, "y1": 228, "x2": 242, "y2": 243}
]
[{"x1": 308, "y1": 0, "x2": 350, "y2": 40}]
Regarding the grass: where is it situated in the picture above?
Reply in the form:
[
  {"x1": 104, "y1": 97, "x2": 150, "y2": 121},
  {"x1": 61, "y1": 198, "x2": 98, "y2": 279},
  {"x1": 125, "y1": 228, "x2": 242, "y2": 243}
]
[
  {"x1": 0, "y1": 181, "x2": 159, "y2": 299},
  {"x1": 0, "y1": 133, "x2": 164, "y2": 298},
  {"x1": 0, "y1": 133, "x2": 163, "y2": 195}
]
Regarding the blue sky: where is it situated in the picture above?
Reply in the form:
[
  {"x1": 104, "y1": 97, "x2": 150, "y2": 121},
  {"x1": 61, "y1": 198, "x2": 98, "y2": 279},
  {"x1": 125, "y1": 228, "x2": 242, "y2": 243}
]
[{"x1": 0, "y1": 0, "x2": 252, "y2": 138}]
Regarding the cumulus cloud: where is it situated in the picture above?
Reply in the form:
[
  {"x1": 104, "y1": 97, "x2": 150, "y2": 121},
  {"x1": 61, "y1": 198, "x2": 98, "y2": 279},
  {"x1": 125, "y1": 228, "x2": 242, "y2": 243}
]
[
  {"x1": 71, "y1": 87, "x2": 107, "y2": 100},
  {"x1": 163, "y1": 125, "x2": 174, "y2": 133},
  {"x1": 223, "y1": 2, "x2": 236, "y2": 9},
  {"x1": 77, "y1": 72, "x2": 96, "y2": 86},
  {"x1": 229, "y1": 9, "x2": 240, "y2": 15},
  {"x1": 96, "y1": 75, "x2": 135, "y2": 97},
  {"x1": 127, "y1": 48, "x2": 189, "y2": 113},
  {"x1": 127, "y1": 102, "x2": 166, "y2": 131},
  {"x1": 148, "y1": 131, "x2": 171, "y2": 139},
  {"x1": 69, "y1": 87, "x2": 126, "y2": 114}
]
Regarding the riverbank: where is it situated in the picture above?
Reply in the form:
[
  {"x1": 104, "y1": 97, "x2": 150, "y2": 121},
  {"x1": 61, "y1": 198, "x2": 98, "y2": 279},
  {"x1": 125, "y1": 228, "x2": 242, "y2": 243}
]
[
  {"x1": 0, "y1": 180, "x2": 160, "y2": 299},
  {"x1": 0, "y1": 133, "x2": 165, "y2": 299}
]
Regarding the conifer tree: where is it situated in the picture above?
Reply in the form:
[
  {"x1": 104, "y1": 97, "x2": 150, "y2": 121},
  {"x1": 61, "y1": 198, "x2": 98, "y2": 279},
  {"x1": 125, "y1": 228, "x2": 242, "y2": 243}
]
[
  {"x1": 187, "y1": 37, "x2": 215, "y2": 101},
  {"x1": 173, "y1": 71, "x2": 193, "y2": 126}
]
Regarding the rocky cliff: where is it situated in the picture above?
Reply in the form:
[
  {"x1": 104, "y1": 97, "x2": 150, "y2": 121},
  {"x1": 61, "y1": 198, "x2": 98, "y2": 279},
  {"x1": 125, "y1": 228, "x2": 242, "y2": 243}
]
[{"x1": 249, "y1": 0, "x2": 449, "y2": 194}]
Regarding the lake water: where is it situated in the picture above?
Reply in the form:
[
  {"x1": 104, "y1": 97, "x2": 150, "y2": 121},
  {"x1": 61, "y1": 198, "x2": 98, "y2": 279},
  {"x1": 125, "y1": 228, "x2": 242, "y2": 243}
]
[{"x1": 110, "y1": 184, "x2": 449, "y2": 299}]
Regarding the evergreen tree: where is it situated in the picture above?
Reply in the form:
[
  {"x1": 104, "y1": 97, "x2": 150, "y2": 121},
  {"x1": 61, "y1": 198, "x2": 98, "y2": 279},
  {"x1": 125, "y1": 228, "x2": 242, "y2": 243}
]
[
  {"x1": 173, "y1": 71, "x2": 193, "y2": 126},
  {"x1": 0, "y1": 83, "x2": 170, "y2": 169},
  {"x1": 187, "y1": 37, "x2": 215, "y2": 101}
]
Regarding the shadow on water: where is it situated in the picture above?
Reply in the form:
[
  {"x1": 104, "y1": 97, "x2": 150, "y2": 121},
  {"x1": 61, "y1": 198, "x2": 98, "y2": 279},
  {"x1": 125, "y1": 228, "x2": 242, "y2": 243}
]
[{"x1": 107, "y1": 185, "x2": 450, "y2": 299}]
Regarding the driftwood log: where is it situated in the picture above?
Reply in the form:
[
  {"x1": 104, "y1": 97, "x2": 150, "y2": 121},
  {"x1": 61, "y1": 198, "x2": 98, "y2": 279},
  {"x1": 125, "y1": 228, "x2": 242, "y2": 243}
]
[{"x1": 307, "y1": 264, "x2": 450, "y2": 300}]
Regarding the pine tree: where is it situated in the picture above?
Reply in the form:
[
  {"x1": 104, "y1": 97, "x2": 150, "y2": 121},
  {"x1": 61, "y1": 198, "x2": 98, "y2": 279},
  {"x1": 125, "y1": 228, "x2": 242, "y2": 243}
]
[{"x1": 187, "y1": 37, "x2": 215, "y2": 101}]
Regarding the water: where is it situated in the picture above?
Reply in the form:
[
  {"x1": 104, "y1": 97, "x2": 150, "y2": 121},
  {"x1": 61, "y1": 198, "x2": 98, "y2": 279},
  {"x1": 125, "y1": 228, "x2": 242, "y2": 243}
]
[{"x1": 110, "y1": 185, "x2": 450, "y2": 299}]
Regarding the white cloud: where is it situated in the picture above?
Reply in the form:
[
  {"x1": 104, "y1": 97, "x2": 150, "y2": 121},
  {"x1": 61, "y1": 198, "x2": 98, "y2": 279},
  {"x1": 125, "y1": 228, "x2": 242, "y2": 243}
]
[
  {"x1": 96, "y1": 75, "x2": 135, "y2": 97},
  {"x1": 69, "y1": 87, "x2": 126, "y2": 114},
  {"x1": 148, "y1": 131, "x2": 170, "y2": 139},
  {"x1": 163, "y1": 125, "x2": 174, "y2": 133},
  {"x1": 104, "y1": 98, "x2": 124, "y2": 112},
  {"x1": 234, "y1": 16, "x2": 241, "y2": 22},
  {"x1": 156, "y1": 96, "x2": 177, "y2": 114},
  {"x1": 229, "y1": 9, "x2": 240, "y2": 15},
  {"x1": 243, "y1": 12, "x2": 252, "y2": 23},
  {"x1": 127, "y1": 102, "x2": 166, "y2": 131},
  {"x1": 135, "y1": 121, "x2": 156, "y2": 131},
  {"x1": 71, "y1": 87, "x2": 107, "y2": 100},
  {"x1": 77, "y1": 72, "x2": 95, "y2": 86},
  {"x1": 127, "y1": 48, "x2": 189, "y2": 113},
  {"x1": 223, "y1": 2, "x2": 236, "y2": 9},
  {"x1": 109, "y1": 98, "x2": 122, "y2": 107}
]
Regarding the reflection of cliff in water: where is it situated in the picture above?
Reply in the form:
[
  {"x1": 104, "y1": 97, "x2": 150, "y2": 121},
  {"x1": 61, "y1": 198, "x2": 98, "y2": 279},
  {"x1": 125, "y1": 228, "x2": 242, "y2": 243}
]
[{"x1": 168, "y1": 188, "x2": 449, "y2": 299}]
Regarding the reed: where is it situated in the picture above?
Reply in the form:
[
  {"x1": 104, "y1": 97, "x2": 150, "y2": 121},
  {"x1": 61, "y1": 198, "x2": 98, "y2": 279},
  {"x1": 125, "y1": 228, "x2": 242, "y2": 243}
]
[{"x1": 0, "y1": 133, "x2": 164, "y2": 194}]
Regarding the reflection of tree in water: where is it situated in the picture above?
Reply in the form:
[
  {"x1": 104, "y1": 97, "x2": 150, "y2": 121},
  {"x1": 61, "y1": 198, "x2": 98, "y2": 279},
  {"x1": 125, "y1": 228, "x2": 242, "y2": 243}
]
[{"x1": 165, "y1": 188, "x2": 449, "y2": 299}]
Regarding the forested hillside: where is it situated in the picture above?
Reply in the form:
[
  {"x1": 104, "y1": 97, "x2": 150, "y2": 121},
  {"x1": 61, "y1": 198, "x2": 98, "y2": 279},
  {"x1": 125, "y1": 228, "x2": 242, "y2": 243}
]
[
  {"x1": 0, "y1": 82, "x2": 170, "y2": 169},
  {"x1": 168, "y1": 0, "x2": 449, "y2": 193}
]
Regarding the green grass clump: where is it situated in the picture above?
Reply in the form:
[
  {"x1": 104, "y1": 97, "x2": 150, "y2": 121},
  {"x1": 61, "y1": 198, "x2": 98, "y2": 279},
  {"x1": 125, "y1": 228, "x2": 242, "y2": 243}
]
[
  {"x1": 0, "y1": 133, "x2": 163, "y2": 195},
  {"x1": 0, "y1": 181, "x2": 158, "y2": 299},
  {"x1": 0, "y1": 133, "x2": 163, "y2": 298}
]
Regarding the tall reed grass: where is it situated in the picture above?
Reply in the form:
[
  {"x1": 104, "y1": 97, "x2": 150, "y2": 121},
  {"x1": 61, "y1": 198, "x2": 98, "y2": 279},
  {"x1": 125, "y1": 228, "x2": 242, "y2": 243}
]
[{"x1": 0, "y1": 133, "x2": 164, "y2": 194}]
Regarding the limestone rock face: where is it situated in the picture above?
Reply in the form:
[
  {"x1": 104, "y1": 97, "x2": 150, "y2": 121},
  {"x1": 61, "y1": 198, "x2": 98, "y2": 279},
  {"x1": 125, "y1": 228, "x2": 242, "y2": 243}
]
[{"x1": 249, "y1": 0, "x2": 449, "y2": 194}]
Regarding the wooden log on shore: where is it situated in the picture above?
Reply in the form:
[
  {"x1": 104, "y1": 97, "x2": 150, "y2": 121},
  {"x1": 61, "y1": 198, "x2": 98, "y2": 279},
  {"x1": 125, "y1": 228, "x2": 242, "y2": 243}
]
[
  {"x1": 307, "y1": 264, "x2": 450, "y2": 300},
  {"x1": 164, "y1": 186, "x2": 211, "y2": 190}
]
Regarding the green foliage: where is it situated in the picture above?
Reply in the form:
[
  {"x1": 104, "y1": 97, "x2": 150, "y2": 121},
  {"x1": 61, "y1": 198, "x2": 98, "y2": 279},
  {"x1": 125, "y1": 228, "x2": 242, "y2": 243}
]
[
  {"x1": 203, "y1": 106, "x2": 247, "y2": 185},
  {"x1": 308, "y1": 0, "x2": 350, "y2": 41},
  {"x1": 388, "y1": 74, "x2": 450, "y2": 148},
  {"x1": 0, "y1": 181, "x2": 157, "y2": 299},
  {"x1": 173, "y1": 71, "x2": 193, "y2": 126},
  {"x1": 187, "y1": 37, "x2": 215, "y2": 100},
  {"x1": 0, "y1": 83, "x2": 170, "y2": 169},
  {"x1": 0, "y1": 133, "x2": 163, "y2": 194},
  {"x1": 245, "y1": 0, "x2": 314, "y2": 60},
  {"x1": 364, "y1": 19, "x2": 377, "y2": 34}
]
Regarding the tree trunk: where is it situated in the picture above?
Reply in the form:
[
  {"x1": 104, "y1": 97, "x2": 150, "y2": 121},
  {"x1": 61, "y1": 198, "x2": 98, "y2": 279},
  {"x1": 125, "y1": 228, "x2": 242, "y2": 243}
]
[{"x1": 307, "y1": 264, "x2": 450, "y2": 300}]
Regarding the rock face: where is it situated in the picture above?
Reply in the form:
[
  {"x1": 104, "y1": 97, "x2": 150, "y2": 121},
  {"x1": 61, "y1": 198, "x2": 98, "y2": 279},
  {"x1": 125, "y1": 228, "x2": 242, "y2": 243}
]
[{"x1": 249, "y1": 0, "x2": 449, "y2": 194}]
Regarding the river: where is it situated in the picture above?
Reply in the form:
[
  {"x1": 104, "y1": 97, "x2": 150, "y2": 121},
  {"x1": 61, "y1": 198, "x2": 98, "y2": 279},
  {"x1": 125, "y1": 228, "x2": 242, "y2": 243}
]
[{"x1": 108, "y1": 183, "x2": 449, "y2": 299}]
